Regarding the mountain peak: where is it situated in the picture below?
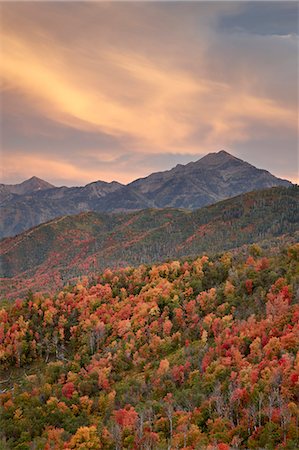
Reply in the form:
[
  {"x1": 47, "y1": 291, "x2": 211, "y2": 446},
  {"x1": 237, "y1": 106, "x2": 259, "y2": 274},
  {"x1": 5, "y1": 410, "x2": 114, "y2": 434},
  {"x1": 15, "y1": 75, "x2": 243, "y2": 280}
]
[
  {"x1": 19, "y1": 176, "x2": 55, "y2": 190},
  {"x1": 2, "y1": 176, "x2": 55, "y2": 197},
  {"x1": 28, "y1": 176, "x2": 42, "y2": 181},
  {"x1": 193, "y1": 149, "x2": 240, "y2": 167},
  {"x1": 25, "y1": 175, "x2": 52, "y2": 183},
  {"x1": 217, "y1": 149, "x2": 234, "y2": 157}
]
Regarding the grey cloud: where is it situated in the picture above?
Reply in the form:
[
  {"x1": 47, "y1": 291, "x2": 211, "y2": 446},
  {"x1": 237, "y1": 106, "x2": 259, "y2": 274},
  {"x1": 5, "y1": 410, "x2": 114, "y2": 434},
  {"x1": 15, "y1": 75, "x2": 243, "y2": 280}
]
[
  {"x1": 219, "y1": 2, "x2": 298, "y2": 36},
  {"x1": 233, "y1": 133, "x2": 298, "y2": 182}
]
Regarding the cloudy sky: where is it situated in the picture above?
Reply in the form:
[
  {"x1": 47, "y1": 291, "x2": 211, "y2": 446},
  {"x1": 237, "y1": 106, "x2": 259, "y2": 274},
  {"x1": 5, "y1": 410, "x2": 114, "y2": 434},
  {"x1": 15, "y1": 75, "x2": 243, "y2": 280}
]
[{"x1": 1, "y1": 1, "x2": 298, "y2": 186}]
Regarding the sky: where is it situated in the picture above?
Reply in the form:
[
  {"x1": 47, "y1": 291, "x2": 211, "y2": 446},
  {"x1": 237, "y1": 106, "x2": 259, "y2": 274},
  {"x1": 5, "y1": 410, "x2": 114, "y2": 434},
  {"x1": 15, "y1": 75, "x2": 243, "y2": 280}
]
[{"x1": 1, "y1": 1, "x2": 298, "y2": 186}]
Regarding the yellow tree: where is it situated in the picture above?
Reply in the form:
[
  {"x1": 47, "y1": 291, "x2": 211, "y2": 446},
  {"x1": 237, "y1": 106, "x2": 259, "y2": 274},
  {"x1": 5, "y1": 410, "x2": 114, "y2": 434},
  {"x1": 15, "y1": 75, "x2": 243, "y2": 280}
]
[{"x1": 66, "y1": 426, "x2": 101, "y2": 449}]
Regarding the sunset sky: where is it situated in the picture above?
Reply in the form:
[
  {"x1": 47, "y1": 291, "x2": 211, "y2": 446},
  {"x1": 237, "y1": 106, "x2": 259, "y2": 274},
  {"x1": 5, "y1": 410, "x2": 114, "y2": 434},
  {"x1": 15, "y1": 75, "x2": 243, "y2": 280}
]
[{"x1": 1, "y1": 1, "x2": 298, "y2": 186}]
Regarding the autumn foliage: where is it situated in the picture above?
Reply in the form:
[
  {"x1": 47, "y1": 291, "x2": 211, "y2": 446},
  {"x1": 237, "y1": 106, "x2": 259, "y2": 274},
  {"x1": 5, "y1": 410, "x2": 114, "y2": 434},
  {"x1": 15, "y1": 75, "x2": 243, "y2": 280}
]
[{"x1": 0, "y1": 243, "x2": 298, "y2": 449}]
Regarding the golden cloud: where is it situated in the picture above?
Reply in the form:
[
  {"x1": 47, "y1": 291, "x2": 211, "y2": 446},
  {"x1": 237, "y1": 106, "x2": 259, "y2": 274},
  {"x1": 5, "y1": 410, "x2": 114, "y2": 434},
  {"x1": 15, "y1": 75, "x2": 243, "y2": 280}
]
[
  {"x1": 1, "y1": 151, "x2": 146, "y2": 185},
  {"x1": 1, "y1": 27, "x2": 297, "y2": 157}
]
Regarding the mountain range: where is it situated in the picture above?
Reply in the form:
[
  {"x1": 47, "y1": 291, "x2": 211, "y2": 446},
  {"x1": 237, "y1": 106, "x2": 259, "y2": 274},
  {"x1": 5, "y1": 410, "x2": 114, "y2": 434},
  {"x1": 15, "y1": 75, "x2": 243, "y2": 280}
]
[
  {"x1": 0, "y1": 150, "x2": 291, "y2": 238},
  {"x1": 1, "y1": 185, "x2": 298, "y2": 299}
]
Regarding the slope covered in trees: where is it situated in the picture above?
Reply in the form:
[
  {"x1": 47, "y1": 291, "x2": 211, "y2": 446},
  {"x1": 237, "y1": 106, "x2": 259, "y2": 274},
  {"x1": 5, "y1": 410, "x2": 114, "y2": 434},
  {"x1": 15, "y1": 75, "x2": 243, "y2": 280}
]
[
  {"x1": 1, "y1": 185, "x2": 298, "y2": 299},
  {"x1": 0, "y1": 243, "x2": 298, "y2": 449}
]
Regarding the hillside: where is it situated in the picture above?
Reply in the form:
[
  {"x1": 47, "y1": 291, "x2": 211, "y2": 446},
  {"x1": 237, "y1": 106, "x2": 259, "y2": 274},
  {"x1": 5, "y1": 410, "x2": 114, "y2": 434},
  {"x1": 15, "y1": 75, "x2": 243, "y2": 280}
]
[
  {"x1": 1, "y1": 186, "x2": 298, "y2": 299},
  {"x1": 0, "y1": 151, "x2": 291, "y2": 238},
  {"x1": 0, "y1": 243, "x2": 298, "y2": 449}
]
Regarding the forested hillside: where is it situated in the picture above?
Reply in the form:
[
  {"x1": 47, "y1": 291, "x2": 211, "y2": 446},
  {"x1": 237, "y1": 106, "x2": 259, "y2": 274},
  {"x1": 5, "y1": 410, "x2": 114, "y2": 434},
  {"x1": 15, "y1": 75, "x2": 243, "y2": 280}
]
[
  {"x1": 1, "y1": 243, "x2": 298, "y2": 449},
  {"x1": 1, "y1": 185, "x2": 298, "y2": 299}
]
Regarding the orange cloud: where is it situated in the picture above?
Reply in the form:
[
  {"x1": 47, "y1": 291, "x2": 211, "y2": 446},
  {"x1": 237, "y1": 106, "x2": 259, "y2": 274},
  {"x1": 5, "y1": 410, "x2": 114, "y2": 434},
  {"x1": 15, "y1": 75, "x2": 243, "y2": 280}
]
[
  {"x1": 1, "y1": 27, "x2": 297, "y2": 155},
  {"x1": 1, "y1": 2, "x2": 297, "y2": 186},
  {"x1": 1, "y1": 32, "x2": 202, "y2": 147},
  {"x1": 1, "y1": 151, "x2": 152, "y2": 185}
]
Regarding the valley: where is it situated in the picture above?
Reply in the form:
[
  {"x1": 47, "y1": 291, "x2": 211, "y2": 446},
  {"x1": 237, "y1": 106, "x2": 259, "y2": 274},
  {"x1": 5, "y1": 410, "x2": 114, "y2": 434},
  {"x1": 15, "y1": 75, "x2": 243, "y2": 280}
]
[{"x1": 1, "y1": 185, "x2": 298, "y2": 300}]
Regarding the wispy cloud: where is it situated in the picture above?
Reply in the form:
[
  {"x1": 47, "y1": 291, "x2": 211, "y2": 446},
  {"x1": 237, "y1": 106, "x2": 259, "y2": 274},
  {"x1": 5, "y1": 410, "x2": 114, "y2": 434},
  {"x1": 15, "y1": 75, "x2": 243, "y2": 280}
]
[{"x1": 1, "y1": 2, "x2": 298, "y2": 185}]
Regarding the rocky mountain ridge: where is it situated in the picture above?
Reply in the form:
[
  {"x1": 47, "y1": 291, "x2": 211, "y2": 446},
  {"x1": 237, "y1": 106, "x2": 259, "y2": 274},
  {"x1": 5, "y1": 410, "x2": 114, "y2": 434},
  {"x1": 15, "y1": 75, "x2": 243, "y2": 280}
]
[{"x1": 0, "y1": 150, "x2": 291, "y2": 238}]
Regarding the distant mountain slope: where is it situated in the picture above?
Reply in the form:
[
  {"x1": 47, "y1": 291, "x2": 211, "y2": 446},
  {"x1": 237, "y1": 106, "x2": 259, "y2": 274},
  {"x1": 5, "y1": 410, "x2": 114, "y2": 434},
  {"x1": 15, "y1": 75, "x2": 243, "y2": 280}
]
[
  {"x1": 1, "y1": 185, "x2": 298, "y2": 299},
  {"x1": 129, "y1": 150, "x2": 291, "y2": 208},
  {"x1": 2, "y1": 176, "x2": 55, "y2": 195},
  {"x1": 0, "y1": 151, "x2": 291, "y2": 238},
  {"x1": 0, "y1": 180, "x2": 123, "y2": 238},
  {"x1": 0, "y1": 176, "x2": 55, "y2": 204}
]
